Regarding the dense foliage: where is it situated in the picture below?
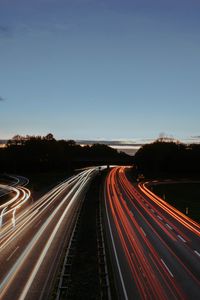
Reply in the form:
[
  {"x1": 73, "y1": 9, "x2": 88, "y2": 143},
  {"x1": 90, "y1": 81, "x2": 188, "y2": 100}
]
[
  {"x1": 0, "y1": 134, "x2": 131, "y2": 173},
  {"x1": 134, "y1": 140, "x2": 200, "y2": 175}
]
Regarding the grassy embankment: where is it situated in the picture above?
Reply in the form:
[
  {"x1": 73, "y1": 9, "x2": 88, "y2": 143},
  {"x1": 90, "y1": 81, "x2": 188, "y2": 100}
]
[
  {"x1": 25, "y1": 171, "x2": 73, "y2": 199},
  {"x1": 0, "y1": 171, "x2": 72, "y2": 203},
  {"x1": 152, "y1": 183, "x2": 200, "y2": 223}
]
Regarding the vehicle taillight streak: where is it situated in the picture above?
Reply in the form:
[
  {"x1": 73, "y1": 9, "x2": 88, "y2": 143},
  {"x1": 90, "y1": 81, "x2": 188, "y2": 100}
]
[{"x1": 105, "y1": 167, "x2": 200, "y2": 300}]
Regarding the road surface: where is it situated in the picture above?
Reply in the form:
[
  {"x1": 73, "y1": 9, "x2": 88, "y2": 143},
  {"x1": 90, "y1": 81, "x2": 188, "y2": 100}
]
[
  {"x1": 104, "y1": 166, "x2": 200, "y2": 300},
  {"x1": 0, "y1": 168, "x2": 99, "y2": 300},
  {"x1": 0, "y1": 175, "x2": 31, "y2": 229}
]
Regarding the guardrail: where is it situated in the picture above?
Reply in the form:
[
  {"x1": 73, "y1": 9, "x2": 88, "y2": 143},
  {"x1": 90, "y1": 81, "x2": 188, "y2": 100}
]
[{"x1": 56, "y1": 203, "x2": 83, "y2": 300}]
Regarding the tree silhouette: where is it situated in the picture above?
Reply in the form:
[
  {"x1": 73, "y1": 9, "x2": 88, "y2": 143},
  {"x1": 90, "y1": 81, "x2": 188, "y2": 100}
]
[
  {"x1": 0, "y1": 134, "x2": 132, "y2": 173},
  {"x1": 134, "y1": 140, "x2": 200, "y2": 177}
]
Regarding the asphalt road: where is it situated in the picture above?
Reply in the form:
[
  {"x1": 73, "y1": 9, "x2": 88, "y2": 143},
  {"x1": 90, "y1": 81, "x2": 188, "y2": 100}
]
[
  {"x1": 0, "y1": 175, "x2": 31, "y2": 228},
  {"x1": 0, "y1": 168, "x2": 99, "y2": 300},
  {"x1": 0, "y1": 174, "x2": 29, "y2": 198},
  {"x1": 104, "y1": 166, "x2": 200, "y2": 300}
]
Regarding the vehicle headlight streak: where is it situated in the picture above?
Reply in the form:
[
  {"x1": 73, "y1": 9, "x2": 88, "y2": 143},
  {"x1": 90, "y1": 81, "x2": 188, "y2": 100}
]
[
  {"x1": 0, "y1": 186, "x2": 31, "y2": 230},
  {"x1": 0, "y1": 168, "x2": 97, "y2": 299},
  {"x1": 0, "y1": 169, "x2": 92, "y2": 249},
  {"x1": 0, "y1": 170, "x2": 89, "y2": 238}
]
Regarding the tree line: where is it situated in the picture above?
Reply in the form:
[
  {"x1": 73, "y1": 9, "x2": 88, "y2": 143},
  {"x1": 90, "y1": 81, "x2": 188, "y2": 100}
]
[
  {"x1": 134, "y1": 139, "x2": 200, "y2": 177},
  {"x1": 0, "y1": 134, "x2": 132, "y2": 173}
]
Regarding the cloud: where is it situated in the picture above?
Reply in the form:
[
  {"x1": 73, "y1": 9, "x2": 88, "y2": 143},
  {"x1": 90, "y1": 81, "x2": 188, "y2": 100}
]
[
  {"x1": 191, "y1": 136, "x2": 200, "y2": 139},
  {"x1": 0, "y1": 96, "x2": 5, "y2": 102}
]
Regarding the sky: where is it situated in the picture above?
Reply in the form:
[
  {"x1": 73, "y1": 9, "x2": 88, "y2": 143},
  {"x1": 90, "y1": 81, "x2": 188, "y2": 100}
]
[{"x1": 0, "y1": 0, "x2": 200, "y2": 142}]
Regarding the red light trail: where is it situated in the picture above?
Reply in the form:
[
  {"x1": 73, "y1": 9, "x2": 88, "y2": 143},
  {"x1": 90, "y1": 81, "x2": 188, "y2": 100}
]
[{"x1": 105, "y1": 167, "x2": 200, "y2": 299}]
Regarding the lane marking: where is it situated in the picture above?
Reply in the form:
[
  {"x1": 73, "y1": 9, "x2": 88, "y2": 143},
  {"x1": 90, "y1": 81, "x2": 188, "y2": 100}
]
[
  {"x1": 161, "y1": 259, "x2": 174, "y2": 277},
  {"x1": 140, "y1": 227, "x2": 146, "y2": 237},
  {"x1": 0, "y1": 170, "x2": 86, "y2": 240},
  {"x1": 104, "y1": 188, "x2": 128, "y2": 300},
  {"x1": 194, "y1": 250, "x2": 200, "y2": 257},
  {"x1": 19, "y1": 172, "x2": 95, "y2": 300},
  {"x1": 165, "y1": 223, "x2": 173, "y2": 230},
  {"x1": 0, "y1": 170, "x2": 94, "y2": 298},
  {"x1": 6, "y1": 246, "x2": 19, "y2": 261},
  {"x1": 177, "y1": 235, "x2": 186, "y2": 243},
  {"x1": 157, "y1": 216, "x2": 163, "y2": 221}
]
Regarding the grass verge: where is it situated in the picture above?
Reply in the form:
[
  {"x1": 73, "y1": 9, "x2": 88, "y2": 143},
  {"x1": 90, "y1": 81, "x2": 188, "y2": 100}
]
[{"x1": 152, "y1": 183, "x2": 200, "y2": 223}]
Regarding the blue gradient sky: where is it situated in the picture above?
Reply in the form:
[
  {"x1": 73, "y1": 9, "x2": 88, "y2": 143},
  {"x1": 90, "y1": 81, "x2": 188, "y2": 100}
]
[{"x1": 0, "y1": 0, "x2": 200, "y2": 141}]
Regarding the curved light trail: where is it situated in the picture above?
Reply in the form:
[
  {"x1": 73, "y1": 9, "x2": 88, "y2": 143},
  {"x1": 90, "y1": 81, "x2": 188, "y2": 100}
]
[
  {"x1": 0, "y1": 185, "x2": 31, "y2": 230},
  {"x1": 139, "y1": 182, "x2": 200, "y2": 237},
  {"x1": 105, "y1": 167, "x2": 200, "y2": 300},
  {"x1": 0, "y1": 167, "x2": 102, "y2": 300}
]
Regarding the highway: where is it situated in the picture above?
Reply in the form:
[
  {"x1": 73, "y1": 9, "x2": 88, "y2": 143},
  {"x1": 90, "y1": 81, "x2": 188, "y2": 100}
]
[
  {"x1": 0, "y1": 175, "x2": 31, "y2": 229},
  {"x1": 0, "y1": 168, "x2": 99, "y2": 300},
  {"x1": 0, "y1": 174, "x2": 29, "y2": 198},
  {"x1": 104, "y1": 166, "x2": 200, "y2": 300}
]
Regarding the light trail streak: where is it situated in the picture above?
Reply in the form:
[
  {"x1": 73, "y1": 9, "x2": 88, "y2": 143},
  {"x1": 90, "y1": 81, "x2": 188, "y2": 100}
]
[
  {"x1": 106, "y1": 169, "x2": 172, "y2": 299},
  {"x1": 12, "y1": 209, "x2": 16, "y2": 228},
  {"x1": 19, "y1": 172, "x2": 92, "y2": 300},
  {"x1": 0, "y1": 170, "x2": 90, "y2": 250},
  {"x1": 0, "y1": 185, "x2": 21, "y2": 209},
  {"x1": 104, "y1": 183, "x2": 129, "y2": 300},
  {"x1": 0, "y1": 186, "x2": 31, "y2": 231},
  {"x1": 0, "y1": 167, "x2": 99, "y2": 299},
  {"x1": 139, "y1": 182, "x2": 200, "y2": 237},
  {"x1": 0, "y1": 169, "x2": 91, "y2": 240},
  {"x1": 0, "y1": 207, "x2": 7, "y2": 228},
  {"x1": 6, "y1": 246, "x2": 19, "y2": 262},
  {"x1": 105, "y1": 167, "x2": 200, "y2": 299}
]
